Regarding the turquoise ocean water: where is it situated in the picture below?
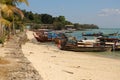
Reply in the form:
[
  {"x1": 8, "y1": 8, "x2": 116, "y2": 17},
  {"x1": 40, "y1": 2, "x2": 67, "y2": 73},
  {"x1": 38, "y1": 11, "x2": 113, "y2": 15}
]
[
  {"x1": 66, "y1": 28, "x2": 120, "y2": 58},
  {"x1": 70, "y1": 28, "x2": 120, "y2": 40}
]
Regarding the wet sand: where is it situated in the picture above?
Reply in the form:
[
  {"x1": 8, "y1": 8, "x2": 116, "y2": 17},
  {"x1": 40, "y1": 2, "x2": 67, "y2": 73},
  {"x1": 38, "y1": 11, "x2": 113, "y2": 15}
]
[{"x1": 22, "y1": 31, "x2": 120, "y2": 80}]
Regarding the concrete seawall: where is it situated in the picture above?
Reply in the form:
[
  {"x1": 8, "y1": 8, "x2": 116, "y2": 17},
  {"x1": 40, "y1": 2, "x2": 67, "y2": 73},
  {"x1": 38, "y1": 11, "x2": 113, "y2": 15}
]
[{"x1": 0, "y1": 32, "x2": 43, "y2": 80}]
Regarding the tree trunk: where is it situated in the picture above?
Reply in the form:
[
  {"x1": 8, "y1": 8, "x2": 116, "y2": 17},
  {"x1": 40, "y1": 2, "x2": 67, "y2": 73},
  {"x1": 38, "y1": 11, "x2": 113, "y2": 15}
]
[
  {"x1": 0, "y1": 3, "x2": 4, "y2": 38},
  {"x1": 0, "y1": 6, "x2": 3, "y2": 37},
  {"x1": 12, "y1": 16, "x2": 16, "y2": 35}
]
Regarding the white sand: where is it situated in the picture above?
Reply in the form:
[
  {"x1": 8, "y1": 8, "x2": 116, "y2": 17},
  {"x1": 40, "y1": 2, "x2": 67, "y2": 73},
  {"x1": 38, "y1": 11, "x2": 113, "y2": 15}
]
[{"x1": 22, "y1": 31, "x2": 120, "y2": 80}]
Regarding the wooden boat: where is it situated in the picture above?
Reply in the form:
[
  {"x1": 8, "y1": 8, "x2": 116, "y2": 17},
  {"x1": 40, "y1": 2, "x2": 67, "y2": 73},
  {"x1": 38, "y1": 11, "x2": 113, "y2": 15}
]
[
  {"x1": 60, "y1": 45, "x2": 111, "y2": 52},
  {"x1": 112, "y1": 47, "x2": 120, "y2": 51},
  {"x1": 108, "y1": 32, "x2": 119, "y2": 36},
  {"x1": 97, "y1": 37, "x2": 120, "y2": 42},
  {"x1": 105, "y1": 42, "x2": 120, "y2": 51},
  {"x1": 33, "y1": 33, "x2": 52, "y2": 42},
  {"x1": 65, "y1": 30, "x2": 73, "y2": 33},
  {"x1": 57, "y1": 39, "x2": 111, "y2": 52},
  {"x1": 82, "y1": 32, "x2": 103, "y2": 36}
]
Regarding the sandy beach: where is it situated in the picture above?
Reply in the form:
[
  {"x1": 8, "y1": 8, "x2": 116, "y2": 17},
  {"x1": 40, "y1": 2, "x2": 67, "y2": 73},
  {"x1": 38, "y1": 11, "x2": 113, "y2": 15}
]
[{"x1": 22, "y1": 31, "x2": 120, "y2": 80}]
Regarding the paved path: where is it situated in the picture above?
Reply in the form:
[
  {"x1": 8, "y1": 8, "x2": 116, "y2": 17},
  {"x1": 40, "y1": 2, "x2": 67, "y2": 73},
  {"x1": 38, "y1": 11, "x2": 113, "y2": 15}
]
[{"x1": 0, "y1": 32, "x2": 43, "y2": 80}]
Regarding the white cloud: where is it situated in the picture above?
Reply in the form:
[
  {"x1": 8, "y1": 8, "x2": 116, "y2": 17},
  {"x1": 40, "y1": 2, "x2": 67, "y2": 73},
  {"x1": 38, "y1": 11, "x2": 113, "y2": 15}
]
[{"x1": 98, "y1": 8, "x2": 120, "y2": 16}]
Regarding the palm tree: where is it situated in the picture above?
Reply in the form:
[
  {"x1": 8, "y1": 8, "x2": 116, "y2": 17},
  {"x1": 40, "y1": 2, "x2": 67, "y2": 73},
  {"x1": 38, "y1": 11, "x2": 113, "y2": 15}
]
[
  {"x1": 10, "y1": 0, "x2": 29, "y2": 34},
  {"x1": 0, "y1": 0, "x2": 28, "y2": 44},
  {"x1": 0, "y1": 0, "x2": 28, "y2": 31}
]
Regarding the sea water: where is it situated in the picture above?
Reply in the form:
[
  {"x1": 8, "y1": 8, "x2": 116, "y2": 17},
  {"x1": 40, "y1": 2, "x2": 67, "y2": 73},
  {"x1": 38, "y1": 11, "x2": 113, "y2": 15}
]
[{"x1": 70, "y1": 28, "x2": 120, "y2": 40}]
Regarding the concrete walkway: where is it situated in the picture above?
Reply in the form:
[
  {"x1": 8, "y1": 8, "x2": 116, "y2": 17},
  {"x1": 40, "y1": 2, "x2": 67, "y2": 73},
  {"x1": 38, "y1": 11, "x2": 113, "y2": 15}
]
[{"x1": 0, "y1": 32, "x2": 43, "y2": 80}]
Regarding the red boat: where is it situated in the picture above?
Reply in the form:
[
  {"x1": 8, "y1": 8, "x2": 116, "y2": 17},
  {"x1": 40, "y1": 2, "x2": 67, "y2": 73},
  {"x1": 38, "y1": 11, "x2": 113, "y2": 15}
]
[{"x1": 33, "y1": 32, "x2": 52, "y2": 42}]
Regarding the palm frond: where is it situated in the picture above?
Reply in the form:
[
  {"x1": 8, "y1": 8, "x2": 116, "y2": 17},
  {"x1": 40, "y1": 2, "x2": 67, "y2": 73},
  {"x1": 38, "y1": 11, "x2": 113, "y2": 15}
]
[
  {"x1": 0, "y1": 18, "x2": 10, "y2": 26},
  {"x1": 17, "y1": 0, "x2": 29, "y2": 6},
  {"x1": 2, "y1": 4, "x2": 14, "y2": 17},
  {"x1": 10, "y1": 0, "x2": 29, "y2": 6},
  {"x1": 12, "y1": 6, "x2": 24, "y2": 19},
  {"x1": 2, "y1": 4, "x2": 24, "y2": 19}
]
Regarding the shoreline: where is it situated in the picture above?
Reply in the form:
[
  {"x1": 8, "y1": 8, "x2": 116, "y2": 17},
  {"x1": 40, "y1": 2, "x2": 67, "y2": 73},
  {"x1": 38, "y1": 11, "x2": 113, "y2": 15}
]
[{"x1": 22, "y1": 31, "x2": 120, "y2": 80}]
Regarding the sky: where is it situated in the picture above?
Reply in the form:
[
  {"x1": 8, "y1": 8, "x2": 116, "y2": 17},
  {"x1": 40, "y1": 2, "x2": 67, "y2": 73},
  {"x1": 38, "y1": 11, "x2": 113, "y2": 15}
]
[{"x1": 19, "y1": 0, "x2": 120, "y2": 28}]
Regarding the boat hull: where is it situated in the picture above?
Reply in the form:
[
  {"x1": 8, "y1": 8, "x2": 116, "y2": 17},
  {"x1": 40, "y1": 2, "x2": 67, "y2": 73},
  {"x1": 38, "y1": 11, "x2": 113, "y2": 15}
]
[
  {"x1": 60, "y1": 46, "x2": 111, "y2": 52},
  {"x1": 33, "y1": 33, "x2": 52, "y2": 42}
]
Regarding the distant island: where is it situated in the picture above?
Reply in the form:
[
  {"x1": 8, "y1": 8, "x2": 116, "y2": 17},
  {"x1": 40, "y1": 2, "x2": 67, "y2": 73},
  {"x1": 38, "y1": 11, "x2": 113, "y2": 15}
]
[{"x1": 22, "y1": 10, "x2": 99, "y2": 30}]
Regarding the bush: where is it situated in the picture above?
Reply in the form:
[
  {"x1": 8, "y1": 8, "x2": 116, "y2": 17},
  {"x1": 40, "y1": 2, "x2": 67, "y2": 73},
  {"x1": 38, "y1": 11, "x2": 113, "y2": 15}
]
[{"x1": 0, "y1": 36, "x2": 6, "y2": 44}]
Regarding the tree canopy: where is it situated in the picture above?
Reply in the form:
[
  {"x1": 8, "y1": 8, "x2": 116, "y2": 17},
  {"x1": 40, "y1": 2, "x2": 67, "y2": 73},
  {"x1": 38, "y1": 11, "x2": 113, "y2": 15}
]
[{"x1": 22, "y1": 10, "x2": 99, "y2": 30}]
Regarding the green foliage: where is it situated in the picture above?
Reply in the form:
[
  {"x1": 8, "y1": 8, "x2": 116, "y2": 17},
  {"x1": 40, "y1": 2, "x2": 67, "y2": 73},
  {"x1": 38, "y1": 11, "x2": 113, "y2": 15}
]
[
  {"x1": 0, "y1": 35, "x2": 6, "y2": 44},
  {"x1": 21, "y1": 10, "x2": 99, "y2": 30},
  {"x1": 74, "y1": 23, "x2": 99, "y2": 30},
  {"x1": 58, "y1": 16, "x2": 65, "y2": 23},
  {"x1": 28, "y1": 11, "x2": 34, "y2": 20},
  {"x1": 22, "y1": 10, "x2": 42, "y2": 24},
  {"x1": 53, "y1": 22, "x2": 64, "y2": 30},
  {"x1": 34, "y1": 13, "x2": 42, "y2": 23},
  {"x1": 41, "y1": 14, "x2": 53, "y2": 24},
  {"x1": 33, "y1": 25, "x2": 41, "y2": 29}
]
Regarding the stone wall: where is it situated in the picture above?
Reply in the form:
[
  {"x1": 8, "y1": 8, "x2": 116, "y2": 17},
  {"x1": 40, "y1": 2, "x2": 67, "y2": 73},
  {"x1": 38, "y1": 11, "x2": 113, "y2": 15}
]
[{"x1": 0, "y1": 32, "x2": 43, "y2": 80}]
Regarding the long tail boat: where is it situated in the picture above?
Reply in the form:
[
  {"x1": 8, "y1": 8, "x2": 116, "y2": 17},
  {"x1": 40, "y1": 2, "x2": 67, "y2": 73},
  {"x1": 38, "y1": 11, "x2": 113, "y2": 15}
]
[
  {"x1": 60, "y1": 45, "x2": 111, "y2": 52},
  {"x1": 33, "y1": 32, "x2": 52, "y2": 42},
  {"x1": 57, "y1": 39, "x2": 111, "y2": 52}
]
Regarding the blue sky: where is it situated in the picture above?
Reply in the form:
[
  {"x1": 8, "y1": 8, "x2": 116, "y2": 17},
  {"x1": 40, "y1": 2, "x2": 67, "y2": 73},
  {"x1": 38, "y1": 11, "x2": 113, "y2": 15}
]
[{"x1": 19, "y1": 0, "x2": 120, "y2": 28}]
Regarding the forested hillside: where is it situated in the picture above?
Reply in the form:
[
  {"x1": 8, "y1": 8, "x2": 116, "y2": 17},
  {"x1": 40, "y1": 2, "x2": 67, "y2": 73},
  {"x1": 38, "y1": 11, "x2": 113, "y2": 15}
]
[{"x1": 22, "y1": 10, "x2": 99, "y2": 30}]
